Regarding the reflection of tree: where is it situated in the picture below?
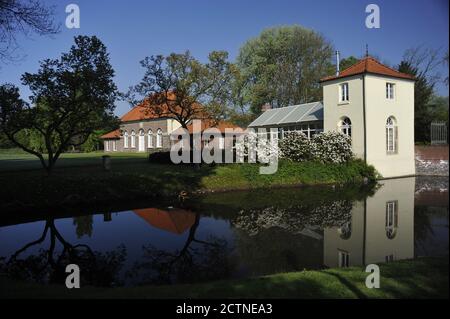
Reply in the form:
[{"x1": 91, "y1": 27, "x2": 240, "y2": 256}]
[
  {"x1": 233, "y1": 200, "x2": 353, "y2": 236},
  {"x1": 73, "y1": 215, "x2": 93, "y2": 238},
  {"x1": 127, "y1": 213, "x2": 233, "y2": 285},
  {"x1": 0, "y1": 219, "x2": 126, "y2": 287},
  {"x1": 414, "y1": 205, "x2": 448, "y2": 256}
]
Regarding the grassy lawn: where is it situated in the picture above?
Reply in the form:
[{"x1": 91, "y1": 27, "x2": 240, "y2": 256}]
[
  {"x1": 0, "y1": 257, "x2": 447, "y2": 299},
  {"x1": 0, "y1": 149, "x2": 148, "y2": 172},
  {"x1": 0, "y1": 150, "x2": 377, "y2": 213}
]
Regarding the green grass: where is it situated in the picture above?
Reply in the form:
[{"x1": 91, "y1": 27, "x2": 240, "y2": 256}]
[
  {"x1": 0, "y1": 257, "x2": 447, "y2": 299},
  {"x1": 0, "y1": 149, "x2": 148, "y2": 172},
  {"x1": 0, "y1": 151, "x2": 377, "y2": 212}
]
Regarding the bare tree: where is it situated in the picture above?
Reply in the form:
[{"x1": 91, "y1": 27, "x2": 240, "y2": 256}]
[
  {"x1": 403, "y1": 45, "x2": 443, "y2": 87},
  {"x1": 0, "y1": 0, "x2": 59, "y2": 64}
]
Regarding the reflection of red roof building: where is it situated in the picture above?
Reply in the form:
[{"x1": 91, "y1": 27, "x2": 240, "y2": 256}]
[{"x1": 134, "y1": 208, "x2": 196, "y2": 234}]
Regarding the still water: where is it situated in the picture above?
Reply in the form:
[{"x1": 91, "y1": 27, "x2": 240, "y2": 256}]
[{"x1": 0, "y1": 177, "x2": 448, "y2": 287}]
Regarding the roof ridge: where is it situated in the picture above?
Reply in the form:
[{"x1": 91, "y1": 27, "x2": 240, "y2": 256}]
[{"x1": 368, "y1": 57, "x2": 413, "y2": 78}]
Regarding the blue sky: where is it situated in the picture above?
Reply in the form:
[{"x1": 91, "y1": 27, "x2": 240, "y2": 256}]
[{"x1": 0, "y1": 0, "x2": 448, "y2": 116}]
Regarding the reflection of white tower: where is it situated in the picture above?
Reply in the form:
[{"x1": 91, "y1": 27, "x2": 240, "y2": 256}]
[{"x1": 324, "y1": 177, "x2": 415, "y2": 268}]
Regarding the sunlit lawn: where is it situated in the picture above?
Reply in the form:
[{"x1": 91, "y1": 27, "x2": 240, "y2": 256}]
[
  {"x1": 0, "y1": 257, "x2": 447, "y2": 299},
  {"x1": 0, "y1": 149, "x2": 148, "y2": 172}
]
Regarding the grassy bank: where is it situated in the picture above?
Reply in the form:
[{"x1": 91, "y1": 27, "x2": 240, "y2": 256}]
[
  {"x1": 0, "y1": 152, "x2": 376, "y2": 212},
  {"x1": 0, "y1": 257, "x2": 447, "y2": 299}
]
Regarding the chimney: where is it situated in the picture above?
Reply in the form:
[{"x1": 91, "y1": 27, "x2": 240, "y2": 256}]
[
  {"x1": 335, "y1": 50, "x2": 340, "y2": 76},
  {"x1": 261, "y1": 103, "x2": 271, "y2": 112}
]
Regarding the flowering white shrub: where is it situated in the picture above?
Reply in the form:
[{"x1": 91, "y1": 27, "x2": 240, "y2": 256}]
[
  {"x1": 279, "y1": 131, "x2": 312, "y2": 162},
  {"x1": 238, "y1": 130, "x2": 353, "y2": 165},
  {"x1": 236, "y1": 130, "x2": 279, "y2": 164},
  {"x1": 311, "y1": 131, "x2": 353, "y2": 163}
]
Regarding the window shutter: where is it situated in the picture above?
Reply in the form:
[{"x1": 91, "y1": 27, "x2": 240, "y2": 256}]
[{"x1": 394, "y1": 126, "x2": 398, "y2": 153}]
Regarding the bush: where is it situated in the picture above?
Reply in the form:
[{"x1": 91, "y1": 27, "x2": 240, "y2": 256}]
[
  {"x1": 279, "y1": 131, "x2": 312, "y2": 162},
  {"x1": 311, "y1": 131, "x2": 353, "y2": 164}
]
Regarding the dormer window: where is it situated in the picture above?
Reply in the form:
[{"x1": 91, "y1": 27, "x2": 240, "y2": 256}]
[
  {"x1": 339, "y1": 83, "x2": 349, "y2": 102},
  {"x1": 386, "y1": 83, "x2": 395, "y2": 99}
]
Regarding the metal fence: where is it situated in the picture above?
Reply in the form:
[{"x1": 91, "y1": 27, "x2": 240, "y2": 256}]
[{"x1": 431, "y1": 121, "x2": 448, "y2": 145}]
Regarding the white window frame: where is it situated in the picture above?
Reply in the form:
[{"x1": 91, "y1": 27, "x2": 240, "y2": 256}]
[
  {"x1": 105, "y1": 140, "x2": 110, "y2": 151},
  {"x1": 112, "y1": 140, "x2": 117, "y2": 151},
  {"x1": 386, "y1": 117, "x2": 398, "y2": 154},
  {"x1": 386, "y1": 82, "x2": 395, "y2": 99},
  {"x1": 339, "y1": 117, "x2": 352, "y2": 138},
  {"x1": 148, "y1": 129, "x2": 153, "y2": 148},
  {"x1": 124, "y1": 131, "x2": 129, "y2": 148},
  {"x1": 156, "y1": 129, "x2": 163, "y2": 148},
  {"x1": 339, "y1": 83, "x2": 349, "y2": 102},
  {"x1": 385, "y1": 200, "x2": 398, "y2": 239},
  {"x1": 131, "y1": 130, "x2": 136, "y2": 148}
]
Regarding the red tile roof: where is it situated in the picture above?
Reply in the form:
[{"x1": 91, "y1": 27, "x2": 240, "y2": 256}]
[
  {"x1": 173, "y1": 120, "x2": 243, "y2": 135},
  {"x1": 120, "y1": 91, "x2": 204, "y2": 122},
  {"x1": 134, "y1": 208, "x2": 196, "y2": 235},
  {"x1": 320, "y1": 56, "x2": 415, "y2": 82},
  {"x1": 101, "y1": 129, "x2": 120, "y2": 139},
  {"x1": 187, "y1": 120, "x2": 242, "y2": 134}
]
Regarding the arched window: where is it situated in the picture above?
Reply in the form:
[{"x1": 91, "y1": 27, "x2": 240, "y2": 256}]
[
  {"x1": 131, "y1": 130, "x2": 136, "y2": 148},
  {"x1": 156, "y1": 129, "x2": 163, "y2": 148},
  {"x1": 138, "y1": 129, "x2": 145, "y2": 152},
  {"x1": 123, "y1": 131, "x2": 129, "y2": 148},
  {"x1": 148, "y1": 129, "x2": 153, "y2": 148},
  {"x1": 386, "y1": 201, "x2": 398, "y2": 239},
  {"x1": 339, "y1": 117, "x2": 352, "y2": 137},
  {"x1": 386, "y1": 117, "x2": 398, "y2": 153}
]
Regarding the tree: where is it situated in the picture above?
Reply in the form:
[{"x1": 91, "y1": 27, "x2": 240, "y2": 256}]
[
  {"x1": 127, "y1": 50, "x2": 234, "y2": 129},
  {"x1": 0, "y1": 0, "x2": 59, "y2": 64},
  {"x1": 443, "y1": 51, "x2": 449, "y2": 87},
  {"x1": 236, "y1": 25, "x2": 334, "y2": 114},
  {"x1": 227, "y1": 64, "x2": 255, "y2": 127},
  {"x1": 339, "y1": 56, "x2": 359, "y2": 71},
  {"x1": 0, "y1": 36, "x2": 119, "y2": 173},
  {"x1": 428, "y1": 95, "x2": 449, "y2": 123},
  {"x1": 398, "y1": 61, "x2": 434, "y2": 143}
]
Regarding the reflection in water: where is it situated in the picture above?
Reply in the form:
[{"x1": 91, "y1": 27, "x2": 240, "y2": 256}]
[
  {"x1": 0, "y1": 219, "x2": 126, "y2": 286},
  {"x1": 134, "y1": 208, "x2": 196, "y2": 235},
  {"x1": 324, "y1": 178, "x2": 416, "y2": 268},
  {"x1": 0, "y1": 177, "x2": 448, "y2": 287}
]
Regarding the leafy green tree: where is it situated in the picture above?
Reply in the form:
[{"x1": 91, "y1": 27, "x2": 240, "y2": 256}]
[
  {"x1": 127, "y1": 50, "x2": 234, "y2": 129},
  {"x1": 428, "y1": 95, "x2": 449, "y2": 123},
  {"x1": 236, "y1": 25, "x2": 334, "y2": 114},
  {"x1": 80, "y1": 129, "x2": 106, "y2": 152},
  {"x1": 339, "y1": 56, "x2": 359, "y2": 71},
  {"x1": 0, "y1": 36, "x2": 119, "y2": 173},
  {"x1": 398, "y1": 61, "x2": 434, "y2": 143}
]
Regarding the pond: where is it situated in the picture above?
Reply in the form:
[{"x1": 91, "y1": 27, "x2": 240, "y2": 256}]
[{"x1": 0, "y1": 176, "x2": 448, "y2": 287}]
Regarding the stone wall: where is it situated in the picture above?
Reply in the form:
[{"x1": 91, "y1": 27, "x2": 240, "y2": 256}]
[{"x1": 415, "y1": 145, "x2": 449, "y2": 176}]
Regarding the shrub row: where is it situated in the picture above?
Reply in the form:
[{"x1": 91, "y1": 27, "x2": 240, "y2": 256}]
[{"x1": 279, "y1": 131, "x2": 353, "y2": 164}]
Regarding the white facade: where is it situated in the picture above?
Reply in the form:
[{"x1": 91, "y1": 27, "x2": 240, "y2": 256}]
[
  {"x1": 324, "y1": 177, "x2": 415, "y2": 268},
  {"x1": 322, "y1": 73, "x2": 416, "y2": 178}
]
